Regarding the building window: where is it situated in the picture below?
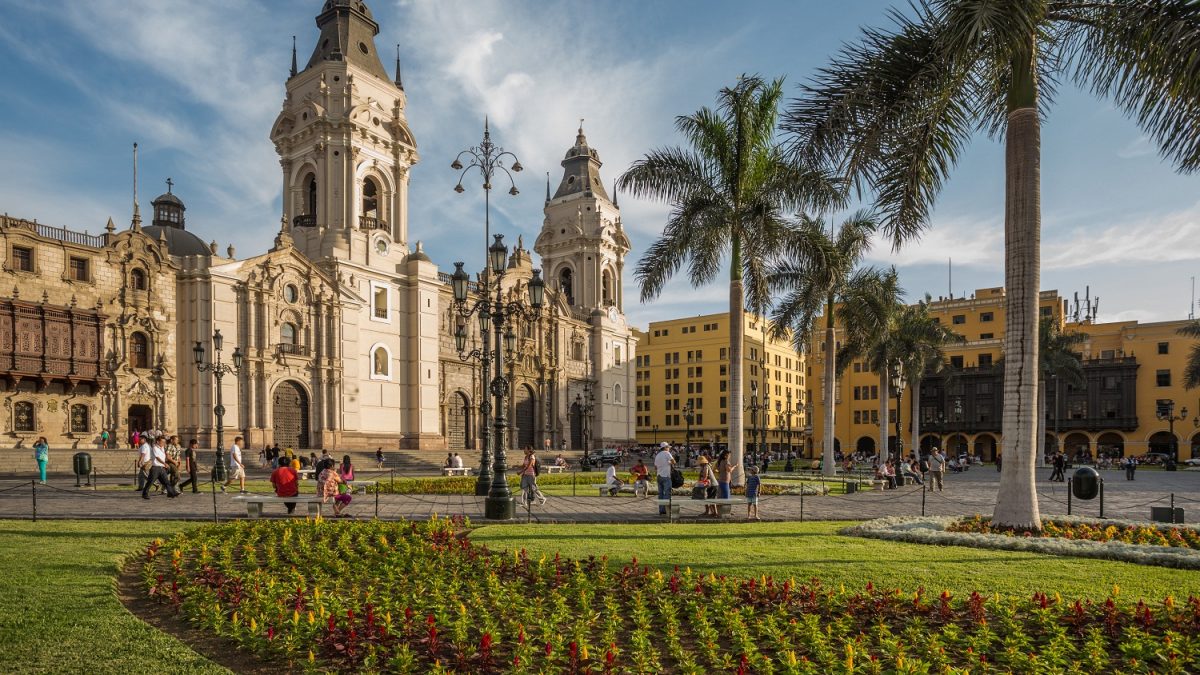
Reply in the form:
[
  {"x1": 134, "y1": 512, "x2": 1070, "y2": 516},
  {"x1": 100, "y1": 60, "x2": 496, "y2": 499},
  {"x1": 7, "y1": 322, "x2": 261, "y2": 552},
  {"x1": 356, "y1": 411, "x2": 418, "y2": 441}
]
[
  {"x1": 1068, "y1": 399, "x2": 1087, "y2": 420},
  {"x1": 664, "y1": 384, "x2": 671, "y2": 395},
  {"x1": 571, "y1": 341, "x2": 584, "y2": 361},
  {"x1": 614, "y1": 345, "x2": 622, "y2": 366},
  {"x1": 696, "y1": 414, "x2": 703, "y2": 425},
  {"x1": 70, "y1": 404, "x2": 89, "y2": 433},
  {"x1": 720, "y1": 380, "x2": 727, "y2": 392},
  {"x1": 870, "y1": 410, "x2": 878, "y2": 424},
  {"x1": 1158, "y1": 342, "x2": 1169, "y2": 355},
  {"x1": 853, "y1": 362, "x2": 862, "y2": 373},
  {"x1": 1157, "y1": 369, "x2": 1171, "y2": 387},
  {"x1": 952, "y1": 315, "x2": 966, "y2": 325},
  {"x1": 284, "y1": 284, "x2": 299, "y2": 303},
  {"x1": 695, "y1": 381, "x2": 703, "y2": 393},
  {"x1": 1103, "y1": 375, "x2": 1119, "y2": 390},
  {"x1": 1102, "y1": 399, "x2": 1119, "y2": 419},
  {"x1": 129, "y1": 332, "x2": 150, "y2": 369},
  {"x1": 980, "y1": 312, "x2": 993, "y2": 322},
  {"x1": 979, "y1": 354, "x2": 993, "y2": 368},
  {"x1": 1040, "y1": 306, "x2": 1052, "y2": 317},
  {"x1": 13, "y1": 401, "x2": 34, "y2": 432},
  {"x1": 853, "y1": 410, "x2": 861, "y2": 424},
  {"x1": 613, "y1": 383, "x2": 622, "y2": 404},
  {"x1": 980, "y1": 333, "x2": 993, "y2": 340},
  {"x1": 11, "y1": 246, "x2": 33, "y2": 272},
  {"x1": 950, "y1": 355, "x2": 964, "y2": 369},
  {"x1": 720, "y1": 347, "x2": 727, "y2": 360},
  {"x1": 371, "y1": 283, "x2": 389, "y2": 321},
  {"x1": 720, "y1": 413, "x2": 727, "y2": 425},
  {"x1": 69, "y1": 257, "x2": 89, "y2": 281},
  {"x1": 870, "y1": 385, "x2": 878, "y2": 400},
  {"x1": 371, "y1": 344, "x2": 392, "y2": 380},
  {"x1": 131, "y1": 268, "x2": 148, "y2": 291},
  {"x1": 1100, "y1": 349, "x2": 1115, "y2": 359},
  {"x1": 280, "y1": 323, "x2": 298, "y2": 351}
]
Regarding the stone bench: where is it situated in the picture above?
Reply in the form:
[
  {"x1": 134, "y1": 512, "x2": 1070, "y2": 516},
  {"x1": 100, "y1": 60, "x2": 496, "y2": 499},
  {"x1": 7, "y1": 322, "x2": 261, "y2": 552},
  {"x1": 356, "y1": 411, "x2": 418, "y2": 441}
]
[
  {"x1": 441, "y1": 467, "x2": 473, "y2": 476},
  {"x1": 232, "y1": 494, "x2": 323, "y2": 519},
  {"x1": 655, "y1": 497, "x2": 742, "y2": 517}
]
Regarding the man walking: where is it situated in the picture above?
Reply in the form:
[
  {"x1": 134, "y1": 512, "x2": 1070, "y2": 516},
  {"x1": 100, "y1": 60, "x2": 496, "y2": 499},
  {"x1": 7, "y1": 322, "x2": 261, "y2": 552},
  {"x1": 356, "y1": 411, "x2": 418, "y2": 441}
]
[
  {"x1": 1050, "y1": 452, "x2": 1065, "y2": 482},
  {"x1": 653, "y1": 441, "x2": 675, "y2": 515},
  {"x1": 142, "y1": 436, "x2": 179, "y2": 499},
  {"x1": 178, "y1": 439, "x2": 200, "y2": 493},
  {"x1": 927, "y1": 448, "x2": 945, "y2": 492},
  {"x1": 223, "y1": 435, "x2": 246, "y2": 493}
]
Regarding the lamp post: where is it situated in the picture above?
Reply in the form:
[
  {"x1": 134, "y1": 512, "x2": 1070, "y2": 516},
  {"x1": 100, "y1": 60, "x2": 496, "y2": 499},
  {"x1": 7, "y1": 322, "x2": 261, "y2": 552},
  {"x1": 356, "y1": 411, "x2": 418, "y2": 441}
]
[
  {"x1": 682, "y1": 401, "x2": 694, "y2": 458},
  {"x1": 652, "y1": 424, "x2": 659, "y2": 447},
  {"x1": 576, "y1": 387, "x2": 595, "y2": 471},
  {"x1": 1156, "y1": 399, "x2": 1188, "y2": 464},
  {"x1": 450, "y1": 120, "x2": 523, "y2": 497},
  {"x1": 890, "y1": 367, "x2": 907, "y2": 463},
  {"x1": 192, "y1": 329, "x2": 243, "y2": 486},
  {"x1": 451, "y1": 235, "x2": 543, "y2": 520},
  {"x1": 803, "y1": 402, "x2": 813, "y2": 459},
  {"x1": 748, "y1": 380, "x2": 763, "y2": 467}
]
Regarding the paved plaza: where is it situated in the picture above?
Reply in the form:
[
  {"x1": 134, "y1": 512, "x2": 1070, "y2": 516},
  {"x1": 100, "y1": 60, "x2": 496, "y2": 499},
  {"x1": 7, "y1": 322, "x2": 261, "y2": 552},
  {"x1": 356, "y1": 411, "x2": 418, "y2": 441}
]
[{"x1": 2, "y1": 466, "x2": 1197, "y2": 524}]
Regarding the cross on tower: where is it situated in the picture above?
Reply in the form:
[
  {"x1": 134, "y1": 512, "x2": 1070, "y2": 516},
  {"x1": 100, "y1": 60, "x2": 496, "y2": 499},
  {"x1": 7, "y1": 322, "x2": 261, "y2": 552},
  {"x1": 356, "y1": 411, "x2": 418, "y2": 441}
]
[{"x1": 165, "y1": 177, "x2": 174, "y2": 194}]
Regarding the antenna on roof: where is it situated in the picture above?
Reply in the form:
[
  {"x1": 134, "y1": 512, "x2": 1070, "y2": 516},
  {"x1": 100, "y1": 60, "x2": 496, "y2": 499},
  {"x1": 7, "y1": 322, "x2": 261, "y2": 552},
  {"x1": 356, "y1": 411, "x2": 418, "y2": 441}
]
[{"x1": 947, "y1": 257, "x2": 952, "y2": 299}]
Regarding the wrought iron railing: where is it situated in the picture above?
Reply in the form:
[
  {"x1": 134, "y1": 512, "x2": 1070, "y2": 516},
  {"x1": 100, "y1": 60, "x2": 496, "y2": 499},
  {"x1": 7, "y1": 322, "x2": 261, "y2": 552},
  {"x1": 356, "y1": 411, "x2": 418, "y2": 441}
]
[{"x1": 293, "y1": 214, "x2": 317, "y2": 228}]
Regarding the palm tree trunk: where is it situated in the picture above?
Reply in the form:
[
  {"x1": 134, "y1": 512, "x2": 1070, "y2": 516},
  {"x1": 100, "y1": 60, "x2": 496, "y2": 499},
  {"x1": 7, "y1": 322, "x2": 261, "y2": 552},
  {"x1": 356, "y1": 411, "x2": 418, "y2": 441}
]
[
  {"x1": 822, "y1": 297, "x2": 836, "y2": 476},
  {"x1": 993, "y1": 35, "x2": 1042, "y2": 530},
  {"x1": 729, "y1": 234, "x2": 745, "y2": 486},
  {"x1": 878, "y1": 369, "x2": 889, "y2": 466}
]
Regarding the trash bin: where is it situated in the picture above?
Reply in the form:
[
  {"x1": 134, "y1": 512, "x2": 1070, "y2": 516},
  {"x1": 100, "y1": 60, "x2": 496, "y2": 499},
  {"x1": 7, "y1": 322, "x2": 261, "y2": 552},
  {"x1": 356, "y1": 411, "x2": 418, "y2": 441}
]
[
  {"x1": 845, "y1": 481, "x2": 859, "y2": 494},
  {"x1": 1071, "y1": 467, "x2": 1100, "y2": 500},
  {"x1": 1150, "y1": 507, "x2": 1184, "y2": 523},
  {"x1": 72, "y1": 452, "x2": 92, "y2": 487}
]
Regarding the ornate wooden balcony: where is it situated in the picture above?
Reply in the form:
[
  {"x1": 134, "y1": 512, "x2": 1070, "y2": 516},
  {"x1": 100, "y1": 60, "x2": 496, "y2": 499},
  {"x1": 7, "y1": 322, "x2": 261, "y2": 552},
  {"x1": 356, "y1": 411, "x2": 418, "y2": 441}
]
[{"x1": 0, "y1": 300, "x2": 105, "y2": 389}]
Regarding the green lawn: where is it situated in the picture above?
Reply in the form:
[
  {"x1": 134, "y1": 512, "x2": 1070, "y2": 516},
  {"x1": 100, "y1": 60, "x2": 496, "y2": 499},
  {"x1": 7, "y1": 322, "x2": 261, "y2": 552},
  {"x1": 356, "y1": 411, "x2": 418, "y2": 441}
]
[
  {"x1": 470, "y1": 521, "x2": 1200, "y2": 601},
  {"x1": 0, "y1": 520, "x2": 225, "y2": 674}
]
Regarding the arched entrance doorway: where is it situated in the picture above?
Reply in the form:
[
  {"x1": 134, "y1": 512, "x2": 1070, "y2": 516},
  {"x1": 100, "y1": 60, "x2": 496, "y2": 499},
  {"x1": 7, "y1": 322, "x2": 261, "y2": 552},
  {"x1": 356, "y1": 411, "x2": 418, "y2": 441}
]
[
  {"x1": 973, "y1": 434, "x2": 997, "y2": 462},
  {"x1": 1191, "y1": 432, "x2": 1200, "y2": 460},
  {"x1": 127, "y1": 404, "x2": 153, "y2": 435},
  {"x1": 1044, "y1": 433, "x2": 1058, "y2": 455},
  {"x1": 920, "y1": 435, "x2": 939, "y2": 453},
  {"x1": 1096, "y1": 432, "x2": 1125, "y2": 459},
  {"x1": 855, "y1": 436, "x2": 875, "y2": 457},
  {"x1": 570, "y1": 401, "x2": 583, "y2": 450},
  {"x1": 272, "y1": 381, "x2": 310, "y2": 450},
  {"x1": 945, "y1": 434, "x2": 968, "y2": 457},
  {"x1": 1148, "y1": 431, "x2": 1175, "y2": 456},
  {"x1": 1063, "y1": 432, "x2": 1091, "y2": 460},
  {"x1": 513, "y1": 384, "x2": 536, "y2": 450},
  {"x1": 447, "y1": 392, "x2": 469, "y2": 450}
]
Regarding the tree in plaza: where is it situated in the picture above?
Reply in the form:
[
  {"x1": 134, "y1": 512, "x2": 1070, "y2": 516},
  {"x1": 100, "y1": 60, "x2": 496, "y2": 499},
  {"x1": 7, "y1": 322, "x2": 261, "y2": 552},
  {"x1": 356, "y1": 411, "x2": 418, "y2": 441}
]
[
  {"x1": 783, "y1": 1, "x2": 1200, "y2": 528},
  {"x1": 833, "y1": 267, "x2": 905, "y2": 465},
  {"x1": 891, "y1": 296, "x2": 965, "y2": 455},
  {"x1": 619, "y1": 75, "x2": 841, "y2": 485},
  {"x1": 769, "y1": 212, "x2": 876, "y2": 475},
  {"x1": 1037, "y1": 316, "x2": 1086, "y2": 464},
  {"x1": 1177, "y1": 321, "x2": 1200, "y2": 390}
]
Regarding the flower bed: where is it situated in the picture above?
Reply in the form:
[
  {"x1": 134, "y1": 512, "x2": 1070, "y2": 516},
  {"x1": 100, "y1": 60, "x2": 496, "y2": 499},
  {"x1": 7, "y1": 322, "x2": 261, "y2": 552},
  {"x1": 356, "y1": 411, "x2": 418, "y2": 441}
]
[
  {"x1": 846, "y1": 516, "x2": 1200, "y2": 570},
  {"x1": 950, "y1": 515, "x2": 1200, "y2": 549},
  {"x1": 370, "y1": 474, "x2": 827, "y2": 496},
  {"x1": 142, "y1": 519, "x2": 1200, "y2": 673}
]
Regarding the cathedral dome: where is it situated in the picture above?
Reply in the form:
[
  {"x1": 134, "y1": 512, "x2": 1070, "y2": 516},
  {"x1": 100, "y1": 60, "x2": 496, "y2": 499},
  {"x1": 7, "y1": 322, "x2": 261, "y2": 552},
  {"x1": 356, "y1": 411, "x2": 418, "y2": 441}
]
[{"x1": 144, "y1": 179, "x2": 211, "y2": 256}]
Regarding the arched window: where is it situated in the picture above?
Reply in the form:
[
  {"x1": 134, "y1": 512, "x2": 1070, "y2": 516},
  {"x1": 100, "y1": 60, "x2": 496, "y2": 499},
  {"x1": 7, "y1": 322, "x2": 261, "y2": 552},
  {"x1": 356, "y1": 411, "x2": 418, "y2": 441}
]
[
  {"x1": 602, "y1": 269, "x2": 613, "y2": 306},
  {"x1": 370, "y1": 344, "x2": 391, "y2": 380},
  {"x1": 362, "y1": 177, "x2": 380, "y2": 226},
  {"x1": 131, "y1": 268, "x2": 147, "y2": 291},
  {"x1": 280, "y1": 323, "x2": 297, "y2": 345},
  {"x1": 130, "y1": 332, "x2": 150, "y2": 369},
  {"x1": 613, "y1": 383, "x2": 623, "y2": 404},
  {"x1": 70, "y1": 404, "x2": 89, "y2": 433},
  {"x1": 559, "y1": 267, "x2": 574, "y2": 306},
  {"x1": 13, "y1": 401, "x2": 34, "y2": 432},
  {"x1": 305, "y1": 173, "x2": 317, "y2": 215}
]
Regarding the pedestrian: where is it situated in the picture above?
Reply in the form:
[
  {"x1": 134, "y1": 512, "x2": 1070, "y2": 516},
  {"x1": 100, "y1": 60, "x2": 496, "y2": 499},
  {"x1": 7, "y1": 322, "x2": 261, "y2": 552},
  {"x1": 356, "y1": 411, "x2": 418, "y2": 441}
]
[
  {"x1": 178, "y1": 439, "x2": 200, "y2": 493},
  {"x1": 165, "y1": 435, "x2": 183, "y2": 488},
  {"x1": 133, "y1": 435, "x2": 153, "y2": 492},
  {"x1": 1050, "y1": 452, "x2": 1065, "y2": 482},
  {"x1": 130, "y1": 428, "x2": 140, "y2": 450},
  {"x1": 142, "y1": 436, "x2": 179, "y2": 499},
  {"x1": 339, "y1": 454, "x2": 355, "y2": 482},
  {"x1": 270, "y1": 455, "x2": 299, "y2": 514},
  {"x1": 653, "y1": 441, "x2": 675, "y2": 515},
  {"x1": 745, "y1": 465, "x2": 761, "y2": 520},
  {"x1": 519, "y1": 447, "x2": 545, "y2": 506},
  {"x1": 1125, "y1": 455, "x2": 1136, "y2": 481},
  {"x1": 100, "y1": 429, "x2": 109, "y2": 450},
  {"x1": 927, "y1": 448, "x2": 945, "y2": 492},
  {"x1": 995, "y1": 452, "x2": 1002, "y2": 472},
  {"x1": 715, "y1": 449, "x2": 736, "y2": 500},
  {"x1": 697, "y1": 456, "x2": 718, "y2": 516},
  {"x1": 375, "y1": 447, "x2": 385, "y2": 469},
  {"x1": 32, "y1": 436, "x2": 49, "y2": 484},
  {"x1": 318, "y1": 458, "x2": 351, "y2": 517},
  {"x1": 223, "y1": 435, "x2": 246, "y2": 493}
]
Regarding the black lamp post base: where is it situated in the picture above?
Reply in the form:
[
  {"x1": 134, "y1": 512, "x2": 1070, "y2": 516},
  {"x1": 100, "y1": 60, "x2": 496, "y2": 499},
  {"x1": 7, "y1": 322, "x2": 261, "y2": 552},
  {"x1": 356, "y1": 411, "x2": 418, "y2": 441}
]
[
  {"x1": 484, "y1": 495, "x2": 515, "y2": 520},
  {"x1": 474, "y1": 472, "x2": 492, "y2": 496}
]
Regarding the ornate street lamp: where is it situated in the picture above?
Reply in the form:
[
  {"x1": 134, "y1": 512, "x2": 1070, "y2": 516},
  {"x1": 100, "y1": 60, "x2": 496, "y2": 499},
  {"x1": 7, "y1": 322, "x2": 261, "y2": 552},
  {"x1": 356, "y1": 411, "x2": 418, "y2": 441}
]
[
  {"x1": 890, "y1": 367, "x2": 907, "y2": 464},
  {"x1": 1156, "y1": 399, "x2": 1188, "y2": 465},
  {"x1": 450, "y1": 120, "x2": 523, "y2": 498},
  {"x1": 682, "y1": 401, "x2": 694, "y2": 458},
  {"x1": 576, "y1": 386, "x2": 595, "y2": 471},
  {"x1": 193, "y1": 329, "x2": 242, "y2": 493}
]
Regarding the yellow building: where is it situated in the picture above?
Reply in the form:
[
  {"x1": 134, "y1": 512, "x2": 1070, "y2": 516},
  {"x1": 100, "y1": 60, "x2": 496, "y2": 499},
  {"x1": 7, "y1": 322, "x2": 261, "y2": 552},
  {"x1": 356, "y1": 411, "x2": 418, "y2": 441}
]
[
  {"x1": 634, "y1": 313, "x2": 808, "y2": 452},
  {"x1": 808, "y1": 286, "x2": 1200, "y2": 462}
]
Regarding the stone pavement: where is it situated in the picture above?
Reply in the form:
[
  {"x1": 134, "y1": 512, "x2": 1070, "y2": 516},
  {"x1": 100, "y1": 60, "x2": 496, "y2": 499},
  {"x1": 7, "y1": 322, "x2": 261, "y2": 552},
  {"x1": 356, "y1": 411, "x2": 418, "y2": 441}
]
[{"x1": 1, "y1": 467, "x2": 1197, "y2": 524}]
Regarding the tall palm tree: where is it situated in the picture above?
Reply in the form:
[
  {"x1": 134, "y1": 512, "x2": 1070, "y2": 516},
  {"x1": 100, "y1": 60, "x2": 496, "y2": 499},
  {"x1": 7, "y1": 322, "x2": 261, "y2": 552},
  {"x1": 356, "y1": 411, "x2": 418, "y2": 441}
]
[
  {"x1": 1178, "y1": 321, "x2": 1200, "y2": 390},
  {"x1": 784, "y1": 1, "x2": 1200, "y2": 528},
  {"x1": 620, "y1": 75, "x2": 840, "y2": 485},
  {"x1": 1037, "y1": 317, "x2": 1087, "y2": 464},
  {"x1": 836, "y1": 268, "x2": 905, "y2": 464},
  {"x1": 769, "y1": 211, "x2": 876, "y2": 475},
  {"x1": 891, "y1": 296, "x2": 965, "y2": 454}
]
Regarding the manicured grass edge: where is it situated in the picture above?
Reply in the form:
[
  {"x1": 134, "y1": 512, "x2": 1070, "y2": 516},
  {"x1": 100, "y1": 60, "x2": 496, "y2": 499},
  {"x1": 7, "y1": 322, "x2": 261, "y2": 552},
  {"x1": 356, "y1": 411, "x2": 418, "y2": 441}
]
[{"x1": 845, "y1": 515, "x2": 1200, "y2": 570}]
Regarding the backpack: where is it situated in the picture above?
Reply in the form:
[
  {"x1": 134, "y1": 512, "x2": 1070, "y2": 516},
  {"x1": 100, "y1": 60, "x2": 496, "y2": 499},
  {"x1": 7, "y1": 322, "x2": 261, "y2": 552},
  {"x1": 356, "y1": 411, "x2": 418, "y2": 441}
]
[
  {"x1": 670, "y1": 468, "x2": 685, "y2": 488},
  {"x1": 533, "y1": 457, "x2": 541, "y2": 476}
]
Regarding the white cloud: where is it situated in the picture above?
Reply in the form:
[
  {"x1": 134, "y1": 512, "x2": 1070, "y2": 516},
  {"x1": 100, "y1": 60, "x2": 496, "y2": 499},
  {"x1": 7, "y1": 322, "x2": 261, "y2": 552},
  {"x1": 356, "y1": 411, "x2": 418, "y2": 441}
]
[
  {"x1": 866, "y1": 214, "x2": 1004, "y2": 269},
  {"x1": 1116, "y1": 135, "x2": 1155, "y2": 160},
  {"x1": 1043, "y1": 201, "x2": 1200, "y2": 269}
]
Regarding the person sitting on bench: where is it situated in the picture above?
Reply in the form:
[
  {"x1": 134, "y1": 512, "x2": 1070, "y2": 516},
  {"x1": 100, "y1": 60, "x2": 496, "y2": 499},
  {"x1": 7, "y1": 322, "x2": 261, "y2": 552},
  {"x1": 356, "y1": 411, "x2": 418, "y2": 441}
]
[
  {"x1": 270, "y1": 456, "x2": 300, "y2": 514},
  {"x1": 604, "y1": 463, "x2": 624, "y2": 496}
]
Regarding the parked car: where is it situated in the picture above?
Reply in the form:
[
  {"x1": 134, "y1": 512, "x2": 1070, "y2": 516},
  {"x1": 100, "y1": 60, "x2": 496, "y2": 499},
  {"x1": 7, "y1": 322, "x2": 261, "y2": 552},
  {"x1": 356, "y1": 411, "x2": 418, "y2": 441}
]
[
  {"x1": 1182, "y1": 457, "x2": 1200, "y2": 467},
  {"x1": 585, "y1": 448, "x2": 622, "y2": 467},
  {"x1": 1137, "y1": 453, "x2": 1173, "y2": 465}
]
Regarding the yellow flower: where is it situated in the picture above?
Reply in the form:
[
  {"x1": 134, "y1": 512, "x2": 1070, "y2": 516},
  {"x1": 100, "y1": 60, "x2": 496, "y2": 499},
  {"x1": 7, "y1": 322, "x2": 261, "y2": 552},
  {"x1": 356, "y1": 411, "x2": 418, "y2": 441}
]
[
  {"x1": 308, "y1": 611, "x2": 315, "y2": 625},
  {"x1": 308, "y1": 650, "x2": 315, "y2": 663},
  {"x1": 581, "y1": 644, "x2": 589, "y2": 660},
  {"x1": 1112, "y1": 584, "x2": 1120, "y2": 596}
]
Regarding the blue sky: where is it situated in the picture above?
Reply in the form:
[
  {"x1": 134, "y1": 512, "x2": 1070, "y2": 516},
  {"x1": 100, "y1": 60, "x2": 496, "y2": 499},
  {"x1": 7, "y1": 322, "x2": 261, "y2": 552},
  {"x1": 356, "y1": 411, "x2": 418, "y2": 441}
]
[{"x1": 1, "y1": 0, "x2": 1197, "y2": 329}]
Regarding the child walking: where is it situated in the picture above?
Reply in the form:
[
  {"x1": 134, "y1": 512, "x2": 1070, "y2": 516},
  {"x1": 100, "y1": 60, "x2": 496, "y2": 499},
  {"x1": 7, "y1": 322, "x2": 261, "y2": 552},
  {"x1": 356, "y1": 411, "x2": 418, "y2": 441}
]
[{"x1": 745, "y1": 465, "x2": 761, "y2": 520}]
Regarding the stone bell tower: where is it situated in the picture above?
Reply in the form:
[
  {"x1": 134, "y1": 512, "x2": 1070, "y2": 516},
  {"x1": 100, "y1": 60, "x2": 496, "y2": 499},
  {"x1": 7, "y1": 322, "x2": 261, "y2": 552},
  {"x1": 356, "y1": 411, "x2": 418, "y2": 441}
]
[{"x1": 270, "y1": 0, "x2": 419, "y2": 267}]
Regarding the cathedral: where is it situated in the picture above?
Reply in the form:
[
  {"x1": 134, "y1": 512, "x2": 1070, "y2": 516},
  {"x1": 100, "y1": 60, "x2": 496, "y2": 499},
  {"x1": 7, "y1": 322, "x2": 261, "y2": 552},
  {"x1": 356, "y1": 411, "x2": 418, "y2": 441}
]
[{"x1": 0, "y1": 0, "x2": 636, "y2": 453}]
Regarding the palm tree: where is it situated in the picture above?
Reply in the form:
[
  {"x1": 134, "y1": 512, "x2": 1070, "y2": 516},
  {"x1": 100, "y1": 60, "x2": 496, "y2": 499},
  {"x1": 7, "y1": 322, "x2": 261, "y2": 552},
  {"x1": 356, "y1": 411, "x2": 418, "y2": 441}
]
[
  {"x1": 1178, "y1": 321, "x2": 1200, "y2": 390},
  {"x1": 891, "y1": 297, "x2": 965, "y2": 455},
  {"x1": 836, "y1": 268, "x2": 905, "y2": 464},
  {"x1": 784, "y1": 1, "x2": 1200, "y2": 528},
  {"x1": 620, "y1": 75, "x2": 840, "y2": 485},
  {"x1": 1038, "y1": 317, "x2": 1087, "y2": 465},
  {"x1": 769, "y1": 211, "x2": 876, "y2": 475}
]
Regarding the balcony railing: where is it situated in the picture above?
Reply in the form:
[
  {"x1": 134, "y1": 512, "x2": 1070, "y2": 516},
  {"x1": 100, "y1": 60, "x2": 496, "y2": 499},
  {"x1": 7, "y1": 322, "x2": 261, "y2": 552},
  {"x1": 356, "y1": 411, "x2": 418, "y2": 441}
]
[
  {"x1": 2, "y1": 215, "x2": 105, "y2": 248},
  {"x1": 276, "y1": 343, "x2": 310, "y2": 357},
  {"x1": 293, "y1": 214, "x2": 317, "y2": 228},
  {"x1": 359, "y1": 216, "x2": 388, "y2": 231},
  {"x1": 374, "y1": 307, "x2": 388, "y2": 319}
]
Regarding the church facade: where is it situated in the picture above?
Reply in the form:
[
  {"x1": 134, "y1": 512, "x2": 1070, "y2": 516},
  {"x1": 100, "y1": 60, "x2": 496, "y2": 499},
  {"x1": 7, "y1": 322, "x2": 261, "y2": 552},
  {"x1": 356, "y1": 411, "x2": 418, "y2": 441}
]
[{"x1": 0, "y1": 0, "x2": 635, "y2": 453}]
